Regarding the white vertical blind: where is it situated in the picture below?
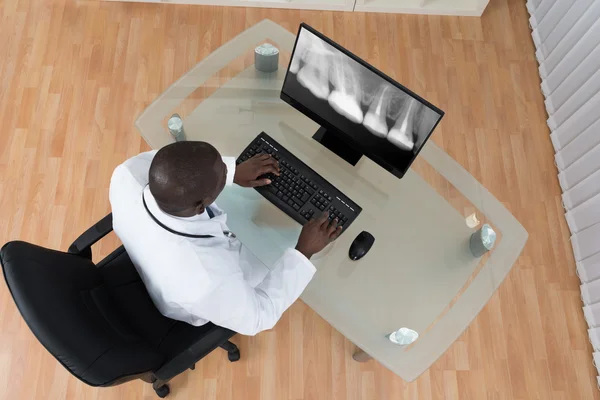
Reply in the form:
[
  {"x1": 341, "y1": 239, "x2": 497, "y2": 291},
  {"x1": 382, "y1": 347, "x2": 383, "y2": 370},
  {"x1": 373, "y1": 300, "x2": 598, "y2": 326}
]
[
  {"x1": 535, "y1": 0, "x2": 593, "y2": 63},
  {"x1": 529, "y1": 0, "x2": 558, "y2": 29},
  {"x1": 546, "y1": 52, "x2": 600, "y2": 123},
  {"x1": 537, "y1": 1, "x2": 600, "y2": 78},
  {"x1": 531, "y1": 0, "x2": 574, "y2": 47},
  {"x1": 527, "y1": 0, "x2": 600, "y2": 385}
]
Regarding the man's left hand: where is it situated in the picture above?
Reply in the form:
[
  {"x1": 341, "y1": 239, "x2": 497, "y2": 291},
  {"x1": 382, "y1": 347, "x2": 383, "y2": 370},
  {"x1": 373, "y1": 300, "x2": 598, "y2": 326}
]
[{"x1": 234, "y1": 154, "x2": 280, "y2": 187}]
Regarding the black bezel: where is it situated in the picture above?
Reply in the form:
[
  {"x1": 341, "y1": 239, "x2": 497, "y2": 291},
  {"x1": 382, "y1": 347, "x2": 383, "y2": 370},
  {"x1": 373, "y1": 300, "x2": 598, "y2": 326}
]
[{"x1": 280, "y1": 22, "x2": 445, "y2": 179}]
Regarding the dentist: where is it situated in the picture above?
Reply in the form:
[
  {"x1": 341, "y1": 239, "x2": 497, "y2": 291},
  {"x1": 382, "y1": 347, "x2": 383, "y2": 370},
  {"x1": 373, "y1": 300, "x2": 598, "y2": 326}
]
[{"x1": 109, "y1": 141, "x2": 341, "y2": 336}]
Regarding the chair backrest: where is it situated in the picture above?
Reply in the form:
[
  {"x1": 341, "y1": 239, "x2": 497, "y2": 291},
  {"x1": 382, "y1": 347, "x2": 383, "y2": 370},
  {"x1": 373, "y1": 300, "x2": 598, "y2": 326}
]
[{"x1": 0, "y1": 241, "x2": 164, "y2": 386}]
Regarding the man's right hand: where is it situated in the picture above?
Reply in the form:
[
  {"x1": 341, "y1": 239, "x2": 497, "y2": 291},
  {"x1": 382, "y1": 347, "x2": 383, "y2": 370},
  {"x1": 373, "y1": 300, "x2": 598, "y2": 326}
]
[{"x1": 295, "y1": 212, "x2": 342, "y2": 259}]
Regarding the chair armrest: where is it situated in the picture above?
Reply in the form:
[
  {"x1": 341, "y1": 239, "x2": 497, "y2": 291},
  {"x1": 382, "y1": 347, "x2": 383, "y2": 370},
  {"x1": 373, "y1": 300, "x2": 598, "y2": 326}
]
[
  {"x1": 68, "y1": 214, "x2": 113, "y2": 260},
  {"x1": 153, "y1": 325, "x2": 236, "y2": 381}
]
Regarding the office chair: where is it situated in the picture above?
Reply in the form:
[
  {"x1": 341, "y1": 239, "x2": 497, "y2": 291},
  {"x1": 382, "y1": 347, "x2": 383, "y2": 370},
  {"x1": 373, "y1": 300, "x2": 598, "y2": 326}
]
[{"x1": 0, "y1": 213, "x2": 240, "y2": 398}]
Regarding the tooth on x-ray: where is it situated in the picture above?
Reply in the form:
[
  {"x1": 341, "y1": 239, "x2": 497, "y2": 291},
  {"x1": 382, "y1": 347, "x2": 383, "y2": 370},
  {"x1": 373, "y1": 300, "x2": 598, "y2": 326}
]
[
  {"x1": 328, "y1": 91, "x2": 364, "y2": 123},
  {"x1": 297, "y1": 65, "x2": 331, "y2": 100},
  {"x1": 363, "y1": 85, "x2": 392, "y2": 137},
  {"x1": 290, "y1": 31, "x2": 312, "y2": 74},
  {"x1": 295, "y1": 33, "x2": 334, "y2": 100},
  {"x1": 387, "y1": 99, "x2": 418, "y2": 151},
  {"x1": 327, "y1": 54, "x2": 364, "y2": 123}
]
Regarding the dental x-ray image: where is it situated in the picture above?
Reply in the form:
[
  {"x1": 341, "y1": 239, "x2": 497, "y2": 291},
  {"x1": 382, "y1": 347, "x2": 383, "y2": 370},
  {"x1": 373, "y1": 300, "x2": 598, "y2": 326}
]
[{"x1": 282, "y1": 26, "x2": 443, "y2": 175}]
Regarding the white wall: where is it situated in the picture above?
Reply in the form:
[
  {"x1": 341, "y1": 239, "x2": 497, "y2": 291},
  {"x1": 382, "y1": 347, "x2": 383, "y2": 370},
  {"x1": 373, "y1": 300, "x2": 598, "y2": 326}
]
[{"x1": 527, "y1": 0, "x2": 600, "y2": 380}]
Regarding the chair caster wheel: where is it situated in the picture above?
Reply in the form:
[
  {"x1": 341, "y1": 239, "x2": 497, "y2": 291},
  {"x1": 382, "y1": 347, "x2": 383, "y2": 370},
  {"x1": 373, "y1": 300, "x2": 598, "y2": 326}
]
[
  {"x1": 155, "y1": 384, "x2": 170, "y2": 398},
  {"x1": 228, "y1": 349, "x2": 241, "y2": 362}
]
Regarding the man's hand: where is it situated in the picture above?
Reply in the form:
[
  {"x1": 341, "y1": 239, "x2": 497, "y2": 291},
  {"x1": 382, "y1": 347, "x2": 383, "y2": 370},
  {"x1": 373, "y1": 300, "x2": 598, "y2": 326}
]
[
  {"x1": 295, "y1": 212, "x2": 342, "y2": 259},
  {"x1": 234, "y1": 154, "x2": 280, "y2": 187}
]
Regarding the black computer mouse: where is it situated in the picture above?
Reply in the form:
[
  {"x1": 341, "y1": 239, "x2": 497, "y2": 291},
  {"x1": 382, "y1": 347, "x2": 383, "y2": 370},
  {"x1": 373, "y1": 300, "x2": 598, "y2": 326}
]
[{"x1": 349, "y1": 231, "x2": 375, "y2": 261}]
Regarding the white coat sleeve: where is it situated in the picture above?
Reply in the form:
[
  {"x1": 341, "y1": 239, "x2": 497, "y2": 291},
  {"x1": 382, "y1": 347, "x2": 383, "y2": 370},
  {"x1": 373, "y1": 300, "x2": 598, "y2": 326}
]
[{"x1": 188, "y1": 248, "x2": 316, "y2": 336}]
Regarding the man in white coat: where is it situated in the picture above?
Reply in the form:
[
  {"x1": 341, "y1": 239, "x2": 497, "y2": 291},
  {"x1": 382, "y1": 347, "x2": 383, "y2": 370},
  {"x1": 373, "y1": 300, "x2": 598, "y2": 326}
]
[{"x1": 109, "y1": 141, "x2": 342, "y2": 336}]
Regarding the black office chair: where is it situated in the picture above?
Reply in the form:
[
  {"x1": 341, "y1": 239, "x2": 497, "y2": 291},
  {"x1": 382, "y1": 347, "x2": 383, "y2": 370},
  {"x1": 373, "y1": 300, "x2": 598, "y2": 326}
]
[{"x1": 0, "y1": 214, "x2": 240, "y2": 398}]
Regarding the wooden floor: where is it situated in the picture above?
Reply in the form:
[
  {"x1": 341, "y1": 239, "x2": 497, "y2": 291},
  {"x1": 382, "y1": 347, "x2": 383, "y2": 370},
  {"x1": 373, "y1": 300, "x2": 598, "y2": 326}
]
[{"x1": 0, "y1": 0, "x2": 596, "y2": 398}]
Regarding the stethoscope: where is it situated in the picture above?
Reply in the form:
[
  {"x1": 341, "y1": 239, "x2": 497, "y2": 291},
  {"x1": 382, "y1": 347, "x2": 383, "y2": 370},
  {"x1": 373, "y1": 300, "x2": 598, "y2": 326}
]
[{"x1": 142, "y1": 188, "x2": 236, "y2": 239}]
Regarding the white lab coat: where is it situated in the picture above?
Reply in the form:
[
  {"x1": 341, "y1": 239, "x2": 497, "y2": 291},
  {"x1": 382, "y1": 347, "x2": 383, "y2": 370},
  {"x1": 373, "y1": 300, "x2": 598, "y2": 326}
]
[{"x1": 109, "y1": 150, "x2": 316, "y2": 336}]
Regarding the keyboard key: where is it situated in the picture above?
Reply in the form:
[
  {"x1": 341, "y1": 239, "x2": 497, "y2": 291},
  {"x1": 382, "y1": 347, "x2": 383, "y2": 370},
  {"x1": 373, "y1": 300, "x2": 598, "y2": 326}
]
[
  {"x1": 283, "y1": 195, "x2": 289, "y2": 202},
  {"x1": 276, "y1": 191, "x2": 283, "y2": 198},
  {"x1": 301, "y1": 193, "x2": 310, "y2": 202},
  {"x1": 287, "y1": 200, "x2": 294, "y2": 207},
  {"x1": 319, "y1": 204, "x2": 325, "y2": 211},
  {"x1": 293, "y1": 196, "x2": 303, "y2": 206},
  {"x1": 293, "y1": 203, "x2": 300, "y2": 211}
]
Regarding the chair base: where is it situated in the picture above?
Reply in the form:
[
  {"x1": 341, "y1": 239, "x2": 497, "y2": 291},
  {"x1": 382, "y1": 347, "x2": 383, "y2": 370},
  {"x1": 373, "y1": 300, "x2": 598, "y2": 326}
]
[
  {"x1": 155, "y1": 384, "x2": 170, "y2": 398},
  {"x1": 145, "y1": 340, "x2": 241, "y2": 397},
  {"x1": 228, "y1": 348, "x2": 241, "y2": 362},
  {"x1": 220, "y1": 340, "x2": 240, "y2": 363}
]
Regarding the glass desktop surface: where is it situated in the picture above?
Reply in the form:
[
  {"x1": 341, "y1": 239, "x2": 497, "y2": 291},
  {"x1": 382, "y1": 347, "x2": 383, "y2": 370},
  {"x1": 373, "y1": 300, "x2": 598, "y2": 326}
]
[{"x1": 135, "y1": 20, "x2": 528, "y2": 382}]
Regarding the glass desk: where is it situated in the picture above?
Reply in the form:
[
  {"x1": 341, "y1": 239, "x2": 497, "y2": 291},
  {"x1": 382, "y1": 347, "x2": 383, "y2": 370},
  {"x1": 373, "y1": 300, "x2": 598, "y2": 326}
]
[{"x1": 135, "y1": 20, "x2": 528, "y2": 382}]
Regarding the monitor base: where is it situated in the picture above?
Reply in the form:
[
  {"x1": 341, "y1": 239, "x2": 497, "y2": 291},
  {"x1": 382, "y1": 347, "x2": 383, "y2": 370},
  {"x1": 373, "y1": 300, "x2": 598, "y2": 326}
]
[{"x1": 312, "y1": 127, "x2": 363, "y2": 166}]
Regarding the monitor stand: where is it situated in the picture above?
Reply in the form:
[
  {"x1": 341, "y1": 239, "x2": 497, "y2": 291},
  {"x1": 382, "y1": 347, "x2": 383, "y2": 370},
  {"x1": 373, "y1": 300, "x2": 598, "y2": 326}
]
[{"x1": 312, "y1": 127, "x2": 363, "y2": 166}]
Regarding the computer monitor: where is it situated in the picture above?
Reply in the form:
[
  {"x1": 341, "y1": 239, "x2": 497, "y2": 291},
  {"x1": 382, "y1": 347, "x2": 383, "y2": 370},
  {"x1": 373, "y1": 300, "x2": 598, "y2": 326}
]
[{"x1": 281, "y1": 23, "x2": 445, "y2": 179}]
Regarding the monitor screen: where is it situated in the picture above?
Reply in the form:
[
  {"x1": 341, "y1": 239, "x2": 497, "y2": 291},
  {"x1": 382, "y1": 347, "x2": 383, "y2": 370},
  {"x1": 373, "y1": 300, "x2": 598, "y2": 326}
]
[{"x1": 281, "y1": 24, "x2": 444, "y2": 177}]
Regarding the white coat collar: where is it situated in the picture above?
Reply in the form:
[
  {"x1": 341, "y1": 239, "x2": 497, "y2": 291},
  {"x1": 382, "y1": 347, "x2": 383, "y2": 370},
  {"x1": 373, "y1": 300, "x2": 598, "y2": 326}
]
[{"x1": 142, "y1": 186, "x2": 228, "y2": 238}]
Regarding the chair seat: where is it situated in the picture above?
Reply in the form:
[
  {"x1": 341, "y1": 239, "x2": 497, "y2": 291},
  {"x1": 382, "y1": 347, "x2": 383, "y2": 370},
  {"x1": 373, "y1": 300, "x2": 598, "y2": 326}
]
[{"x1": 96, "y1": 246, "x2": 217, "y2": 360}]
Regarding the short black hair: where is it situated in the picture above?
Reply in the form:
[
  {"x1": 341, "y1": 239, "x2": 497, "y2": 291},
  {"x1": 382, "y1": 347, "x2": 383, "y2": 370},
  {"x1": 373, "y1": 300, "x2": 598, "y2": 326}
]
[{"x1": 149, "y1": 141, "x2": 221, "y2": 214}]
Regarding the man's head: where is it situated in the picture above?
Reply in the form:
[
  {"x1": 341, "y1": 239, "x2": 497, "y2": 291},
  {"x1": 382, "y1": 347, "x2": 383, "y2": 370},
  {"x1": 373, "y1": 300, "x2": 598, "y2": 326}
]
[{"x1": 149, "y1": 141, "x2": 227, "y2": 217}]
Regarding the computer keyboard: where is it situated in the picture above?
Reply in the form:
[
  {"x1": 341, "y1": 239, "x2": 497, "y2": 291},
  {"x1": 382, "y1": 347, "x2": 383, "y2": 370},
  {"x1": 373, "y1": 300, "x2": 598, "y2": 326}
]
[{"x1": 236, "y1": 132, "x2": 362, "y2": 234}]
